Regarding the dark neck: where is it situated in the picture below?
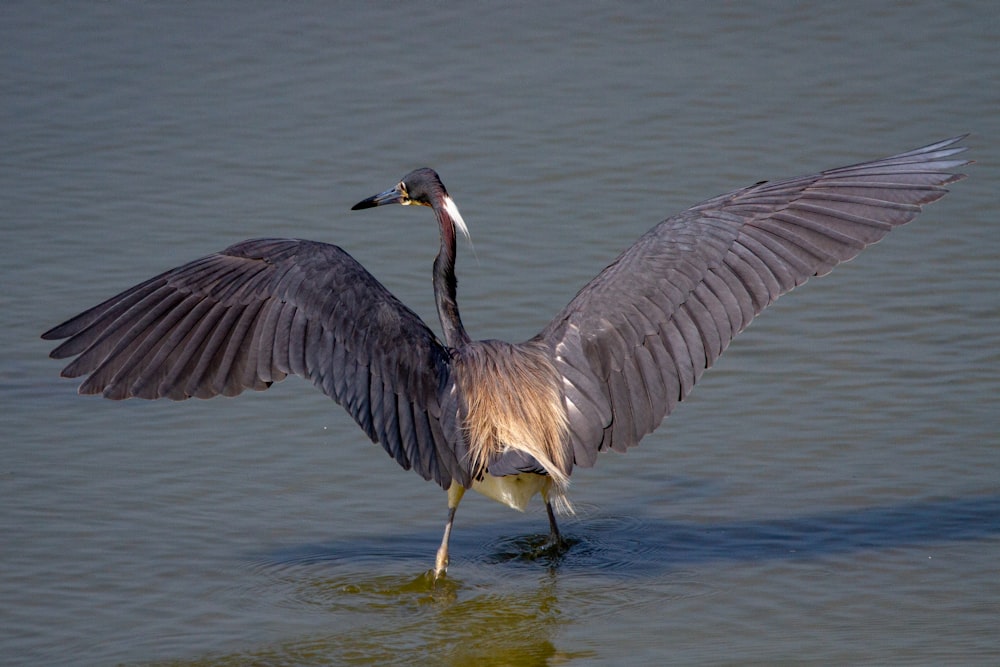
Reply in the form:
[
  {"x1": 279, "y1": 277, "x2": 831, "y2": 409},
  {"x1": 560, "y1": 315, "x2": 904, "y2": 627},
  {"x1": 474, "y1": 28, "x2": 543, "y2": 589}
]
[{"x1": 433, "y1": 206, "x2": 470, "y2": 348}]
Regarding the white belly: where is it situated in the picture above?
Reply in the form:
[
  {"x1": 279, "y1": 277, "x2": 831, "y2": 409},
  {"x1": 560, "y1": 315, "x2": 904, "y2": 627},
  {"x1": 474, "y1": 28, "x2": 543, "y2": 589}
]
[{"x1": 471, "y1": 472, "x2": 551, "y2": 511}]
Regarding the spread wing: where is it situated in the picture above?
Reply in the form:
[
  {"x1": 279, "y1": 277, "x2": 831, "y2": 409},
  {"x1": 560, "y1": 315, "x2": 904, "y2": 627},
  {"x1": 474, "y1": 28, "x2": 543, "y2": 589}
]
[
  {"x1": 43, "y1": 238, "x2": 469, "y2": 489},
  {"x1": 537, "y1": 136, "x2": 970, "y2": 468}
]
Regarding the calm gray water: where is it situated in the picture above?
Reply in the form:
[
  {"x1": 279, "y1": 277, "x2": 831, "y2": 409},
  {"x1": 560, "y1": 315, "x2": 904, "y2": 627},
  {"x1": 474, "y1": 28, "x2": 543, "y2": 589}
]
[{"x1": 3, "y1": 3, "x2": 998, "y2": 665}]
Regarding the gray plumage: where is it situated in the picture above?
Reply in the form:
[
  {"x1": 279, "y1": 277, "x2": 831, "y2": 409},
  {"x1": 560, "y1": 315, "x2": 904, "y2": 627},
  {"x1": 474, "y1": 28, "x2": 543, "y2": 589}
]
[
  {"x1": 43, "y1": 137, "x2": 969, "y2": 573},
  {"x1": 45, "y1": 238, "x2": 470, "y2": 489},
  {"x1": 540, "y1": 136, "x2": 969, "y2": 467}
]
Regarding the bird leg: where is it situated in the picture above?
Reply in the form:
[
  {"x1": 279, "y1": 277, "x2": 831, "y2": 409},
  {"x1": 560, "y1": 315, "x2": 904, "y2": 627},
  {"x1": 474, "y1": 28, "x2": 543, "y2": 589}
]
[
  {"x1": 434, "y1": 484, "x2": 466, "y2": 577},
  {"x1": 545, "y1": 499, "x2": 561, "y2": 545},
  {"x1": 542, "y1": 490, "x2": 566, "y2": 550}
]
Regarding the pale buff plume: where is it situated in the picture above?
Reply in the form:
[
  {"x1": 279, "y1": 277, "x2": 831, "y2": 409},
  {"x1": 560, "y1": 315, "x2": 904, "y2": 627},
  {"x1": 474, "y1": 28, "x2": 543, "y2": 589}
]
[{"x1": 455, "y1": 340, "x2": 572, "y2": 509}]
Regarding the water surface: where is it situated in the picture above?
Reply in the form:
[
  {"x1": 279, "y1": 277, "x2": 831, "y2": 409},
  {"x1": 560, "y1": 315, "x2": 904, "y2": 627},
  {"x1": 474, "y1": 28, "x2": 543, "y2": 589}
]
[{"x1": 2, "y1": 3, "x2": 998, "y2": 665}]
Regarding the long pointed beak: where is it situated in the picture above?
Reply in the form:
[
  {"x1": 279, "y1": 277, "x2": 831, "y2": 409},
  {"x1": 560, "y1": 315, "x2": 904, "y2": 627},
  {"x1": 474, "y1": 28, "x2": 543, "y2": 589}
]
[{"x1": 351, "y1": 185, "x2": 405, "y2": 210}]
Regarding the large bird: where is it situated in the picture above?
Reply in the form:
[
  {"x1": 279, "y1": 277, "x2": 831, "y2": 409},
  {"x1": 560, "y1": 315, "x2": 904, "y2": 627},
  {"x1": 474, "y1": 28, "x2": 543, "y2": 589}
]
[{"x1": 43, "y1": 137, "x2": 969, "y2": 575}]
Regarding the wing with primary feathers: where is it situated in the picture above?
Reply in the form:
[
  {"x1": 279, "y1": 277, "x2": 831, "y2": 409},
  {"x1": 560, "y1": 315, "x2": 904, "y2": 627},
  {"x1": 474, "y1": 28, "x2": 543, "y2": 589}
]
[
  {"x1": 43, "y1": 238, "x2": 469, "y2": 489},
  {"x1": 537, "y1": 136, "x2": 970, "y2": 468}
]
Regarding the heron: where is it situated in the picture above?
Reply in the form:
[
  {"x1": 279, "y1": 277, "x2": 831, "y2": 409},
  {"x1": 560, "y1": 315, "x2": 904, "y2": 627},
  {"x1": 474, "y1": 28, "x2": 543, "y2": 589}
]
[{"x1": 43, "y1": 137, "x2": 969, "y2": 576}]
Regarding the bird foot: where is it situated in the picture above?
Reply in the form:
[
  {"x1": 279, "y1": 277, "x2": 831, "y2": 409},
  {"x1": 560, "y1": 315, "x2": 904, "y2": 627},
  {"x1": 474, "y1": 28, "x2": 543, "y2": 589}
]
[
  {"x1": 542, "y1": 532, "x2": 570, "y2": 554},
  {"x1": 433, "y1": 546, "x2": 449, "y2": 579}
]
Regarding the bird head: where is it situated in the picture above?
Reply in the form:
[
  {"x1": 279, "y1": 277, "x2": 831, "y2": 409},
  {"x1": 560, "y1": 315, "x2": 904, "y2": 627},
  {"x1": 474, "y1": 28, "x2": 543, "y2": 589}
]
[
  {"x1": 352, "y1": 168, "x2": 470, "y2": 241},
  {"x1": 351, "y1": 168, "x2": 444, "y2": 209}
]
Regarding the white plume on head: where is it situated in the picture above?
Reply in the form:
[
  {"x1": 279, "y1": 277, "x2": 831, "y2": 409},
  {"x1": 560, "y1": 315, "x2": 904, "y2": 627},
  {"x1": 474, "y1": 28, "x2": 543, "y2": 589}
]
[{"x1": 443, "y1": 195, "x2": 471, "y2": 243}]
